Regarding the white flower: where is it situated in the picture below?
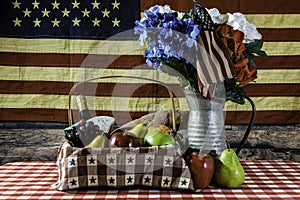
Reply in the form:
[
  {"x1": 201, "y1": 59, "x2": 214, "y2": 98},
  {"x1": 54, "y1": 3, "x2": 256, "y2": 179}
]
[
  {"x1": 138, "y1": 30, "x2": 148, "y2": 46},
  {"x1": 149, "y1": 4, "x2": 185, "y2": 19},
  {"x1": 207, "y1": 8, "x2": 227, "y2": 24},
  {"x1": 176, "y1": 11, "x2": 185, "y2": 19},
  {"x1": 160, "y1": 5, "x2": 173, "y2": 13},
  {"x1": 226, "y1": 12, "x2": 262, "y2": 43},
  {"x1": 206, "y1": 9, "x2": 262, "y2": 43},
  {"x1": 227, "y1": 12, "x2": 249, "y2": 33},
  {"x1": 242, "y1": 22, "x2": 262, "y2": 43}
]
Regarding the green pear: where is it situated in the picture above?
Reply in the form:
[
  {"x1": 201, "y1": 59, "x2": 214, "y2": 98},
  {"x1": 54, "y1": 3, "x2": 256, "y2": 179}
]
[
  {"x1": 144, "y1": 129, "x2": 175, "y2": 146},
  {"x1": 127, "y1": 122, "x2": 148, "y2": 138},
  {"x1": 213, "y1": 149, "x2": 245, "y2": 188},
  {"x1": 84, "y1": 135, "x2": 109, "y2": 148}
]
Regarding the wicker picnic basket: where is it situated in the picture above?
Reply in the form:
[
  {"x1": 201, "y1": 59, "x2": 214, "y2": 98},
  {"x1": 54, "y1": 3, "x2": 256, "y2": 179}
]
[{"x1": 51, "y1": 76, "x2": 197, "y2": 191}]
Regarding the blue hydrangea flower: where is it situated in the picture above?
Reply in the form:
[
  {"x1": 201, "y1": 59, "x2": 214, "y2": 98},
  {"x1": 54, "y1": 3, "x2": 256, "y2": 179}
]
[{"x1": 134, "y1": 5, "x2": 201, "y2": 91}]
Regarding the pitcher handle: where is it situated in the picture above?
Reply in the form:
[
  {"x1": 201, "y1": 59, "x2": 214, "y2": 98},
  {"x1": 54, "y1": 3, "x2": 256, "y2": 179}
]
[{"x1": 235, "y1": 94, "x2": 256, "y2": 156}]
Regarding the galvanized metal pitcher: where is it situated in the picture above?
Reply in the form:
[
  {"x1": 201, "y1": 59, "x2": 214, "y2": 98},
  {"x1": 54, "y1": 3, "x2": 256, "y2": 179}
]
[{"x1": 184, "y1": 82, "x2": 227, "y2": 156}]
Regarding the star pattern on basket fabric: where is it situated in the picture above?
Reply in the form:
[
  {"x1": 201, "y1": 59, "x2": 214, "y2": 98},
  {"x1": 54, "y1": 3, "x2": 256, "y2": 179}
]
[
  {"x1": 165, "y1": 158, "x2": 172, "y2": 166},
  {"x1": 69, "y1": 158, "x2": 76, "y2": 166},
  {"x1": 127, "y1": 176, "x2": 133, "y2": 183},
  {"x1": 89, "y1": 176, "x2": 97, "y2": 184},
  {"x1": 127, "y1": 156, "x2": 134, "y2": 164},
  {"x1": 56, "y1": 142, "x2": 195, "y2": 191},
  {"x1": 143, "y1": 175, "x2": 152, "y2": 185},
  {"x1": 88, "y1": 157, "x2": 95, "y2": 164},
  {"x1": 146, "y1": 156, "x2": 153, "y2": 164},
  {"x1": 70, "y1": 178, "x2": 77, "y2": 186},
  {"x1": 163, "y1": 178, "x2": 170, "y2": 185},
  {"x1": 181, "y1": 179, "x2": 188, "y2": 186},
  {"x1": 108, "y1": 177, "x2": 115, "y2": 184},
  {"x1": 108, "y1": 157, "x2": 115, "y2": 164}
]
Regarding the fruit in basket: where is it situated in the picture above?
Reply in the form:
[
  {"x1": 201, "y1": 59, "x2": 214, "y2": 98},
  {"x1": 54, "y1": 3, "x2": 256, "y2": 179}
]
[
  {"x1": 85, "y1": 135, "x2": 109, "y2": 148},
  {"x1": 147, "y1": 125, "x2": 175, "y2": 136},
  {"x1": 213, "y1": 149, "x2": 245, "y2": 188},
  {"x1": 65, "y1": 119, "x2": 106, "y2": 147},
  {"x1": 144, "y1": 129, "x2": 175, "y2": 146},
  {"x1": 127, "y1": 122, "x2": 148, "y2": 138},
  {"x1": 109, "y1": 132, "x2": 142, "y2": 148},
  {"x1": 65, "y1": 126, "x2": 83, "y2": 147},
  {"x1": 188, "y1": 152, "x2": 215, "y2": 189},
  {"x1": 126, "y1": 122, "x2": 148, "y2": 146}
]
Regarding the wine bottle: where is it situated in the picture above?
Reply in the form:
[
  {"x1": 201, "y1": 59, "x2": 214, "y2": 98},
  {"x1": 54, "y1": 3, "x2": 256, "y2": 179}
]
[{"x1": 76, "y1": 95, "x2": 92, "y2": 120}]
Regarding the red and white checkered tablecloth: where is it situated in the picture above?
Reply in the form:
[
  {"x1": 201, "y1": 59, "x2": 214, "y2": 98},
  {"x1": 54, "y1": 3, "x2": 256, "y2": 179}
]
[{"x1": 0, "y1": 160, "x2": 299, "y2": 199}]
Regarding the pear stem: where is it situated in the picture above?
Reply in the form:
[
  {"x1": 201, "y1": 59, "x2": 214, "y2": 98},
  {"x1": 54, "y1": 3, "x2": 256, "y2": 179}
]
[
  {"x1": 227, "y1": 141, "x2": 231, "y2": 149},
  {"x1": 235, "y1": 94, "x2": 256, "y2": 156}
]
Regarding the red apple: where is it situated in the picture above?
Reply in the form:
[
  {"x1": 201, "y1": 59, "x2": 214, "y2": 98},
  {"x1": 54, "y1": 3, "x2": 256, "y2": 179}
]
[
  {"x1": 109, "y1": 132, "x2": 142, "y2": 148},
  {"x1": 188, "y1": 152, "x2": 215, "y2": 189}
]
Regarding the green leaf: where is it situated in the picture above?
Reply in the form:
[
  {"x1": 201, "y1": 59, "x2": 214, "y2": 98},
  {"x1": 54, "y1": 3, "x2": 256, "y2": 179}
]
[
  {"x1": 160, "y1": 64, "x2": 182, "y2": 77},
  {"x1": 256, "y1": 50, "x2": 268, "y2": 57},
  {"x1": 159, "y1": 58, "x2": 199, "y2": 93},
  {"x1": 245, "y1": 40, "x2": 267, "y2": 56},
  {"x1": 245, "y1": 39, "x2": 267, "y2": 67},
  {"x1": 229, "y1": 50, "x2": 236, "y2": 61},
  {"x1": 224, "y1": 79, "x2": 246, "y2": 105}
]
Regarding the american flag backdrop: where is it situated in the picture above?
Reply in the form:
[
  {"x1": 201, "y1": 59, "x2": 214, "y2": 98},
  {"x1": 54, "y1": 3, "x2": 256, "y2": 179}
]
[{"x1": 0, "y1": 0, "x2": 299, "y2": 125}]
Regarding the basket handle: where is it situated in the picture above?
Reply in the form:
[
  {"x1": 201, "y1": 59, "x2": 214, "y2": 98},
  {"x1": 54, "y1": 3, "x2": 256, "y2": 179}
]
[{"x1": 68, "y1": 75, "x2": 177, "y2": 132}]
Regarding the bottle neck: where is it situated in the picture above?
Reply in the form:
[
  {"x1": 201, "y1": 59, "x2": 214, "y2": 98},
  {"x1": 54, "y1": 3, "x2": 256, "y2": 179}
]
[
  {"x1": 76, "y1": 95, "x2": 88, "y2": 111},
  {"x1": 76, "y1": 95, "x2": 91, "y2": 120}
]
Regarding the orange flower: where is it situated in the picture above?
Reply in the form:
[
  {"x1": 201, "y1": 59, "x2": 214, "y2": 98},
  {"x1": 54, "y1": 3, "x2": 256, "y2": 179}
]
[{"x1": 216, "y1": 24, "x2": 257, "y2": 85}]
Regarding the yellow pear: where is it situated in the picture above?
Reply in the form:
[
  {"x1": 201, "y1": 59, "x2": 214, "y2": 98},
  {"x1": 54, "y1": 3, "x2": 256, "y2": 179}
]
[
  {"x1": 127, "y1": 122, "x2": 148, "y2": 138},
  {"x1": 84, "y1": 135, "x2": 109, "y2": 148}
]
